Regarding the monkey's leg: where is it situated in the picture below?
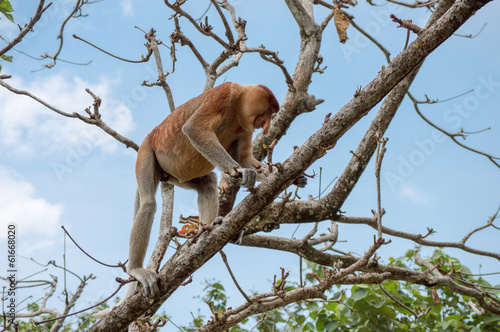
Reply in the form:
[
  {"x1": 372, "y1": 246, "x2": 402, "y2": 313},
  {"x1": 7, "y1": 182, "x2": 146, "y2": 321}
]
[
  {"x1": 128, "y1": 143, "x2": 161, "y2": 298},
  {"x1": 170, "y1": 172, "x2": 219, "y2": 225},
  {"x1": 194, "y1": 172, "x2": 219, "y2": 225}
]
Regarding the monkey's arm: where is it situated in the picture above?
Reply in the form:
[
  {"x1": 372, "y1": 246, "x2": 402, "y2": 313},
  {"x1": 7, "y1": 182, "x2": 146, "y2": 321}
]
[
  {"x1": 232, "y1": 134, "x2": 269, "y2": 182},
  {"x1": 182, "y1": 113, "x2": 257, "y2": 188},
  {"x1": 235, "y1": 134, "x2": 307, "y2": 188}
]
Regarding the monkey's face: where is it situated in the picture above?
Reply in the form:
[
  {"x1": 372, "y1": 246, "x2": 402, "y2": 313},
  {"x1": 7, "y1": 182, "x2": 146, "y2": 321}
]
[{"x1": 240, "y1": 85, "x2": 279, "y2": 134}]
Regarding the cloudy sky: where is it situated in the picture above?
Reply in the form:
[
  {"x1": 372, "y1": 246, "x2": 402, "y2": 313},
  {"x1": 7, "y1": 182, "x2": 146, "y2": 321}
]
[{"x1": 1, "y1": 0, "x2": 499, "y2": 327}]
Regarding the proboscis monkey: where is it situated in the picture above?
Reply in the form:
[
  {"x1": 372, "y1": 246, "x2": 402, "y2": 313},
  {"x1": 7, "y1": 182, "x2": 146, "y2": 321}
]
[{"x1": 95, "y1": 82, "x2": 306, "y2": 318}]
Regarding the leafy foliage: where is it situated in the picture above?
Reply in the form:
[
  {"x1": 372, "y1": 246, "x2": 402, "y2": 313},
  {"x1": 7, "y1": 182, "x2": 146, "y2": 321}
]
[
  {"x1": 186, "y1": 248, "x2": 499, "y2": 332},
  {"x1": 0, "y1": 0, "x2": 14, "y2": 22}
]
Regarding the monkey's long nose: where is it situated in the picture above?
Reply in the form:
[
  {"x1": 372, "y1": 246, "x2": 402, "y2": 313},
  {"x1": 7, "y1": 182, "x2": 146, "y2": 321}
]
[{"x1": 262, "y1": 122, "x2": 270, "y2": 134}]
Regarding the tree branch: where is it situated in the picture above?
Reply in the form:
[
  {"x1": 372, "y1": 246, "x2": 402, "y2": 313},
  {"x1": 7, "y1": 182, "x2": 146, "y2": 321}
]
[
  {"x1": 0, "y1": 0, "x2": 52, "y2": 57},
  {"x1": 0, "y1": 79, "x2": 139, "y2": 151}
]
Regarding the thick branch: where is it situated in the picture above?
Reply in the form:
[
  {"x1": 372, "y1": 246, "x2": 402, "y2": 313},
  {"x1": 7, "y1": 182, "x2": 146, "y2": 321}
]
[{"x1": 284, "y1": 0, "x2": 316, "y2": 35}]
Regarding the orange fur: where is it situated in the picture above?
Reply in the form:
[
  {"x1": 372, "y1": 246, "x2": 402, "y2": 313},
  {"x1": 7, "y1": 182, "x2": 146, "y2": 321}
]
[
  {"x1": 147, "y1": 82, "x2": 279, "y2": 182},
  {"x1": 96, "y1": 82, "x2": 281, "y2": 311}
]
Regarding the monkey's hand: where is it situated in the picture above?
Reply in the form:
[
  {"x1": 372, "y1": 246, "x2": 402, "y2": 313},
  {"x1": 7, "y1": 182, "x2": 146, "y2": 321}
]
[
  {"x1": 236, "y1": 167, "x2": 257, "y2": 188},
  {"x1": 127, "y1": 267, "x2": 160, "y2": 298},
  {"x1": 293, "y1": 175, "x2": 307, "y2": 188}
]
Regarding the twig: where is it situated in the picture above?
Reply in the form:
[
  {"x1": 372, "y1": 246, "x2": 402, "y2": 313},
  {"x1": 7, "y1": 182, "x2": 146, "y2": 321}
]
[
  {"x1": 407, "y1": 92, "x2": 500, "y2": 168},
  {"x1": 73, "y1": 34, "x2": 153, "y2": 63},
  {"x1": 219, "y1": 250, "x2": 252, "y2": 302},
  {"x1": 146, "y1": 183, "x2": 177, "y2": 273},
  {"x1": 164, "y1": 0, "x2": 231, "y2": 49},
  {"x1": 379, "y1": 284, "x2": 432, "y2": 319},
  {"x1": 454, "y1": 22, "x2": 487, "y2": 39},
  {"x1": 144, "y1": 29, "x2": 176, "y2": 112},
  {"x1": 35, "y1": 280, "x2": 127, "y2": 326},
  {"x1": 61, "y1": 226, "x2": 127, "y2": 271},
  {"x1": 210, "y1": 0, "x2": 234, "y2": 45},
  {"x1": 170, "y1": 16, "x2": 210, "y2": 70},
  {"x1": 0, "y1": 1, "x2": 52, "y2": 57},
  {"x1": 336, "y1": 215, "x2": 500, "y2": 260},
  {"x1": 18, "y1": 255, "x2": 84, "y2": 283},
  {"x1": 266, "y1": 139, "x2": 279, "y2": 174},
  {"x1": 390, "y1": 14, "x2": 423, "y2": 35},
  {"x1": 0, "y1": 78, "x2": 140, "y2": 151},
  {"x1": 386, "y1": 0, "x2": 439, "y2": 8},
  {"x1": 50, "y1": 0, "x2": 87, "y2": 67},
  {"x1": 374, "y1": 134, "x2": 388, "y2": 240},
  {"x1": 461, "y1": 205, "x2": 500, "y2": 244},
  {"x1": 247, "y1": 47, "x2": 295, "y2": 91}
]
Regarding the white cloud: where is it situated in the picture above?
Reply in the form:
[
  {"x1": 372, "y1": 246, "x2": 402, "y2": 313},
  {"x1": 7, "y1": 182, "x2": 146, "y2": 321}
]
[
  {"x1": 398, "y1": 183, "x2": 432, "y2": 207},
  {"x1": 0, "y1": 73, "x2": 134, "y2": 159},
  {"x1": 0, "y1": 165, "x2": 63, "y2": 253},
  {"x1": 121, "y1": 0, "x2": 134, "y2": 17}
]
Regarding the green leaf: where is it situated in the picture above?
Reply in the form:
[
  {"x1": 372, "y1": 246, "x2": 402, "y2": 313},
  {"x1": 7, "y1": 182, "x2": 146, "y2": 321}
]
[
  {"x1": 1, "y1": 54, "x2": 13, "y2": 62},
  {"x1": 296, "y1": 314, "x2": 306, "y2": 325},
  {"x1": 212, "y1": 282, "x2": 225, "y2": 290},
  {"x1": 0, "y1": 0, "x2": 14, "y2": 23},
  {"x1": 351, "y1": 287, "x2": 369, "y2": 301},
  {"x1": 324, "y1": 320, "x2": 338, "y2": 332},
  {"x1": 483, "y1": 314, "x2": 500, "y2": 324}
]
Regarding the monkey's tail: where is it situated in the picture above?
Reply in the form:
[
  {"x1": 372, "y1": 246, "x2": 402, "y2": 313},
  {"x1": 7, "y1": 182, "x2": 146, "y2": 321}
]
[
  {"x1": 94, "y1": 189, "x2": 141, "y2": 319},
  {"x1": 93, "y1": 281, "x2": 138, "y2": 319}
]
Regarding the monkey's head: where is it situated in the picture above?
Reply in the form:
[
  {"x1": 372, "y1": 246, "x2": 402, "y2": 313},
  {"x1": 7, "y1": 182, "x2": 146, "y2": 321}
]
[{"x1": 241, "y1": 84, "x2": 280, "y2": 135}]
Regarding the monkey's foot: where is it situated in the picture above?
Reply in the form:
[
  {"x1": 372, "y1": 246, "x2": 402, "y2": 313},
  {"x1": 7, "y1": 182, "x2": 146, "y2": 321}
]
[
  {"x1": 293, "y1": 175, "x2": 308, "y2": 188},
  {"x1": 127, "y1": 267, "x2": 160, "y2": 298},
  {"x1": 212, "y1": 216, "x2": 224, "y2": 226}
]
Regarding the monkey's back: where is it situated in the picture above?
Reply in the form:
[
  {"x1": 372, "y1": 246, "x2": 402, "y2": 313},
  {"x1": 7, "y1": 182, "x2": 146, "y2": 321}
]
[{"x1": 147, "y1": 83, "x2": 237, "y2": 182}]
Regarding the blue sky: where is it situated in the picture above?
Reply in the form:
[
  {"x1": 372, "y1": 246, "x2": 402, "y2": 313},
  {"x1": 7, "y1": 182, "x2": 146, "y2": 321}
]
[{"x1": 1, "y1": 0, "x2": 499, "y2": 327}]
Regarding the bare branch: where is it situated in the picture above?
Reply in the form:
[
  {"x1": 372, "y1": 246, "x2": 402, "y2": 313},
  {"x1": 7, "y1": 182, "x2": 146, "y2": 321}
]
[
  {"x1": 73, "y1": 34, "x2": 153, "y2": 64},
  {"x1": 408, "y1": 92, "x2": 500, "y2": 168},
  {"x1": 374, "y1": 135, "x2": 388, "y2": 240},
  {"x1": 0, "y1": 1, "x2": 52, "y2": 57},
  {"x1": 0, "y1": 79, "x2": 140, "y2": 151},
  {"x1": 346, "y1": 13, "x2": 391, "y2": 63},
  {"x1": 390, "y1": 14, "x2": 424, "y2": 35},
  {"x1": 164, "y1": 0, "x2": 231, "y2": 49},
  {"x1": 336, "y1": 215, "x2": 500, "y2": 260},
  {"x1": 387, "y1": 0, "x2": 439, "y2": 8},
  {"x1": 144, "y1": 29, "x2": 176, "y2": 112},
  {"x1": 246, "y1": 47, "x2": 295, "y2": 91},
  {"x1": 210, "y1": 0, "x2": 234, "y2": 45},
  {"x1": 61, "y1": 226, "x2": 127, "y2": 271},
  {"x1": 378, "y1": 284, "x2": 432, "y2": 319},
  {"x1": 50, "y1": 0, "x2": 88, "y2": 67},
  {"x1": 461, "y1": 205, "x2": 500, "y2": 244},
  {"x1": 219, "y1": 250, "x2": 252, "y2": 303}
]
